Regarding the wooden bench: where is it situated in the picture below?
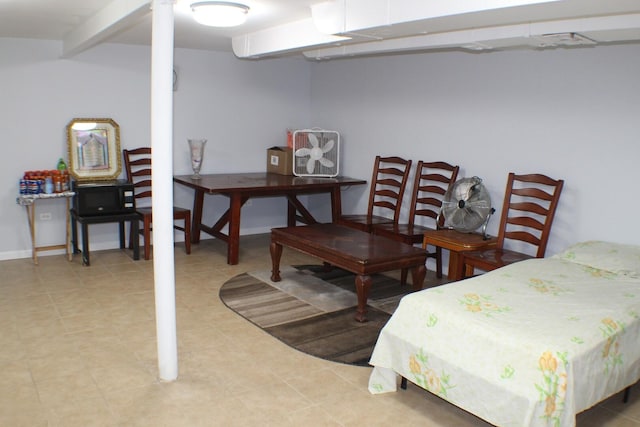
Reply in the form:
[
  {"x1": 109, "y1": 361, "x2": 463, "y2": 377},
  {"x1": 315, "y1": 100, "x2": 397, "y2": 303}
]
[{"x1": 270, "y1": 223, "x2": 427, "y2": 322}]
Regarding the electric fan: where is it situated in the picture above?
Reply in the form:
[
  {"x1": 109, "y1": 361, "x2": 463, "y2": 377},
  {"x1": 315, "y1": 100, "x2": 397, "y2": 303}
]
[
  {"x1": 292, "y1": 129, "x2": 339, "y2": 177},
  {"x1": 440, "y1": 176, "x2": 495, "y2": 238}
]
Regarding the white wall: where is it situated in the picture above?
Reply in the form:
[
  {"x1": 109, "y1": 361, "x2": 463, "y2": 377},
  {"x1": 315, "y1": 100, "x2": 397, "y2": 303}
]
[
  {"x1": 2, "y1": 37, "x2": 639, "y2": 262},
  {"x1": 309, "y1": 44, "x2": 640, "y2": 258},
  {"x1": 0, "y1": 38, "x2": 311, "y2": 259}
]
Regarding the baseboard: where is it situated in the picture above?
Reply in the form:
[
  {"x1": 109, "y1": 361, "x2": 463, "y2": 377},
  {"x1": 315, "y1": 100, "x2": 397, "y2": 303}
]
[
  {"x1": 0, "y1": 227, "x2": 275, "y2": 262},
  {"x1": 0, "y1": 240, "x2": 124, "y2": 261}
]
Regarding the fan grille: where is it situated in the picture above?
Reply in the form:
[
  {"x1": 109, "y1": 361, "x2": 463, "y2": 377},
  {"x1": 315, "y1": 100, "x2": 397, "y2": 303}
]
[
  {"x1": 441, "y1": 176, "x2": 493, "y2": 233},
  {"x1": 292, "y1": 129, "x2": 340, "y2": 177}
]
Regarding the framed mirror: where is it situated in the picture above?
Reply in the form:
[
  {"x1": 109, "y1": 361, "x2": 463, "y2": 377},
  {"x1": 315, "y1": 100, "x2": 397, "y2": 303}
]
[{"x1": 66, "y1": 118, "x2": 121, "y2": 181}]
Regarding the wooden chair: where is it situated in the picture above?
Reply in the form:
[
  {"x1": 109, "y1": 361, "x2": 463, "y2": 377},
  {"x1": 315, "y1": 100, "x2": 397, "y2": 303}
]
[
  {"x1": 373, "y1": 161, "x2": 459, "y2": 283},
  {"x1": 338, "y1": 156, "x2": 412, "y2": 233},
  {"x1": 122, "y1": 147, "x2": 191, "y2": 260},
  {"x1": 456, "y1": 172, "x2": 564, "y2": 278}
]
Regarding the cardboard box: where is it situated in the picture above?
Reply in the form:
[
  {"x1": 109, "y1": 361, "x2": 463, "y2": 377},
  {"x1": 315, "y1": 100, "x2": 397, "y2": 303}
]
[{"x1": 267, "y1": 146, "x2": 293, "y2": 175}]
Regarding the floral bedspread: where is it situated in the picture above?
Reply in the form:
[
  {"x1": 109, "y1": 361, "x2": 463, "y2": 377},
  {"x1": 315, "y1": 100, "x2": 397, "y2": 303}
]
[{"x1": 368, "y1": 241, "x2": 640, "y2": 427}]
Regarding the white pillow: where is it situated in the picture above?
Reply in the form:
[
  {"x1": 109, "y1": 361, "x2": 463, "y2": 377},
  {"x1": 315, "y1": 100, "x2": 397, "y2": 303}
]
[{"x1": 553, "y1": 240, "x2": 640, "y2": 278}]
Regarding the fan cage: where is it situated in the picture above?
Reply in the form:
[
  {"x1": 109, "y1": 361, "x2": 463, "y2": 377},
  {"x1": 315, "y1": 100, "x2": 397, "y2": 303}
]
[
  {"x1": 441, "y1": 176, "x2": 493, "y2": 233},
  {"x1": 292, "y1": 129, "x2": 340, "y2": 177}
]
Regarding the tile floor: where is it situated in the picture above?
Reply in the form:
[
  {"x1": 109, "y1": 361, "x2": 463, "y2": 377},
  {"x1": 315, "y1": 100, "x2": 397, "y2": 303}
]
[{"x1": 1, "y1": 234, "x2": 639, "y2": 426}]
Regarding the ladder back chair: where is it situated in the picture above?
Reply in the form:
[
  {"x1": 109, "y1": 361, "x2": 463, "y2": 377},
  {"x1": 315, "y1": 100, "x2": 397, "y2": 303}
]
[
  {"x1": 123, "y1": 147, "x2": 191, "y2": 260},
  {"x1": 456, "y1": 172, "x2": 564, "y2": 278},
  {"x1": 373, "y1": 161, "x2": 459, "y2": 283},
  {"x1": 338, "y1": 156, "x2": 412, "y2": 233}
]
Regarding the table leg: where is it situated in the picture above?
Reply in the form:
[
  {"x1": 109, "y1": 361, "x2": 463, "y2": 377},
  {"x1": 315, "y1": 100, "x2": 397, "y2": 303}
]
[
  {"x1": 71, "y1": 213, "x2": 80, "y2": 254},
  {"x1": 330, "y1": 187, "x2": 342, "y2": 223},
  {"x1": 287, "y1": 197, "x2": 296, "y2": 227},
  {"x1": 192, "y1": 189, "x2": 204, "y2": 244},
  {"x1": 448, "y1": 251, "x2": 463, "y2": 281},
  {"x1": 227, "y1": 193, "x2": 242, "y2": 265},
  {"x1": 270, "y1": 241, "x2": 283, "y2": 281},
  {"x1": 354, "y1": 274, "x2": 372, "y2": 323},
  {"x1": 65, "y1": 198, "x2": 72, "y2": 261},
  {"x1": 81, "y1": 222, "x2": 90, "y2": 266},
  {"x1": 286, "y1": 194, "x2": 317, "y2": 225},
  {"x1": 25, "y1": 204, "x2": 37, "y2": 264}
]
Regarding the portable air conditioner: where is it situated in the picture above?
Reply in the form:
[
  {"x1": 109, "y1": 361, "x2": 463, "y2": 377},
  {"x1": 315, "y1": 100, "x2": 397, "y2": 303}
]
[{"x1": 292, "y1": 129, "x2": 340, "y2": 177}]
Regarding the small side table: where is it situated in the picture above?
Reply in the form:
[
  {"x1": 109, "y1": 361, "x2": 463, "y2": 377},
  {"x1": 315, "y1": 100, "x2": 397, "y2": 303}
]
[
  {"x1": 422, "y1": 229, "x2": 497, "y2": 281},
  {"x1": 16, "y1": 192, "x2": 75, "y2": 265},
  {"x1": 70, "y1": 209, "x2": 140, "y2": 266}
]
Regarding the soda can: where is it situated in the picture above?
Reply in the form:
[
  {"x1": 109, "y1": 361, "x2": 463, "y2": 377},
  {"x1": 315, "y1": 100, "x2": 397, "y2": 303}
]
[{"x1": 28, "y1": 180, "x2": 38, "y2": 194}]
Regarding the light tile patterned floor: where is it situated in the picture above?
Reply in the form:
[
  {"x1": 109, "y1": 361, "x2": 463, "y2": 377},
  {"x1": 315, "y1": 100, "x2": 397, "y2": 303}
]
[{"x1": 1, "y1": 234, "x2": 639, "y2": 426}]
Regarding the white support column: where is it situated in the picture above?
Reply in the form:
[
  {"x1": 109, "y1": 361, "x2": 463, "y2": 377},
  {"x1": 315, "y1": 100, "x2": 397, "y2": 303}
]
[{"x1": 151, "y1": 0, "x2": 178, "y2": 381}]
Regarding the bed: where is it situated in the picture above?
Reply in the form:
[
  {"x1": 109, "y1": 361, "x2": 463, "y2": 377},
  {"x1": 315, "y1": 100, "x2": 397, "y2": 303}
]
[{"x1": 368, "y1": 241, "x2": 640, "y2": 427}]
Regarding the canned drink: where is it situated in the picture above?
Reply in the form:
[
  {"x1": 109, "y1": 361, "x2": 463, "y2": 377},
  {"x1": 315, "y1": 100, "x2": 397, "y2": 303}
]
[
  {"x1": 62, "y1": 171, "x2": 70, "y2": 192},
  {"x1": 28, "y1": 179, "x2": 39, "y2": 194}
]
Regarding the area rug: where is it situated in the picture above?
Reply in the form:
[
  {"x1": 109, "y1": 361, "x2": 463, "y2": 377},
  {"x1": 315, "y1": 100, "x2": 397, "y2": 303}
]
[{"x1": 218, "y1": 265, "x2": 412, "y2": 366}]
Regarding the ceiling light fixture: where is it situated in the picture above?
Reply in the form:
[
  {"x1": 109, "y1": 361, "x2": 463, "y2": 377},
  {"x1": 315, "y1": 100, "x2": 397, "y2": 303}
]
[{"x1": 190, "y1": 1, "x2": 249, "y2": 27}]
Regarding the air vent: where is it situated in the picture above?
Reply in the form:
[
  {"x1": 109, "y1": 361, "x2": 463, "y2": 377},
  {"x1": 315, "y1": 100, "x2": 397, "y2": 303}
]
[
  {"x1": 461, "y1": 42, "x2": 494, "y2": 51},
  {"x1": 535, "y1": 32, "x2": 597, "y2": 48}
]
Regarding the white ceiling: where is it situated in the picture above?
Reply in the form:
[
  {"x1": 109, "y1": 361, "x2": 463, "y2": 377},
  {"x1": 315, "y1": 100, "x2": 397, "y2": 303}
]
[{"x1": 1, "y1": 0, "x2": 640, "y2": 59}]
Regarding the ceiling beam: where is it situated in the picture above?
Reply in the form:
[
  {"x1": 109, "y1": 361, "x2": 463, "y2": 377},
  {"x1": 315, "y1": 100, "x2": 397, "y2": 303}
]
[
  {"x1": 303, "y1": 13, "x2": 640, "y2": 60},
  {"x1": 310, "y1": 0, "x2": 561, "y2": 35},
  {"x1": 232, "y1": 18, "x2": 350, "y2": 59},
  {"x1": 62, "y1": 0, "x2": 151, "y2": 58}
]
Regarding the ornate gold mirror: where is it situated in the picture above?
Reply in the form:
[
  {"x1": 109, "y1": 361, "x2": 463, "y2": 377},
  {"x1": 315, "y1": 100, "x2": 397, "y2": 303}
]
[{"x1": 66, "y1": 118, "x2": 121, "y2": 181}]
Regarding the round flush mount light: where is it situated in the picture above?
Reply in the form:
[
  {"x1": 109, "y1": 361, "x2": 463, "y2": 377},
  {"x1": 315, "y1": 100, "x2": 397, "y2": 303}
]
[{"x1": 190, "y1": 1, "x2": 250, "y2": 27}]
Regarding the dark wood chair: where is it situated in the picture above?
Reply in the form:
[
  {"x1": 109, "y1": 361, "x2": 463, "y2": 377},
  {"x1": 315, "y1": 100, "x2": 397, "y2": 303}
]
[
  {"x1": 122, "y1": 147, "x2": 191, "y2": 260},
  {"x1": 457, "y1": 172, "x2": 564, "y2": 278},
  {"x1": 373, "y1": 161, "x2": 459, "y2": 284},
  {"x1": 338, "y1": 156, "x2": 412, "y2": 233}
]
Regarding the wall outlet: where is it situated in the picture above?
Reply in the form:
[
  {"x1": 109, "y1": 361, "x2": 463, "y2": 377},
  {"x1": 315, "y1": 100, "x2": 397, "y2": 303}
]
[{"x1": 39, "y1": 212, "x2": 52, "y2": 221}]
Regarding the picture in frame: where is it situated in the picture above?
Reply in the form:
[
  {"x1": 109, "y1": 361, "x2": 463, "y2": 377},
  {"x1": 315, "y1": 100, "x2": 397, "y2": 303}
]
[{"x1": 66, "y1": 118, "x2": 122, "y2": 181}]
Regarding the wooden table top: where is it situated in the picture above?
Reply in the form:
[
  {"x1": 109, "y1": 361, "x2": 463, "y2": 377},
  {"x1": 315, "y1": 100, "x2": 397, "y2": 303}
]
[
  {"x1": 422, "y1": 229, "x2": 497, "y2": 251},
  {"x1": 272, "y1": 223, "x2": 427, "y2": 274},
  {"x1": 174, "y1": 172, "x2": 366, "y2": 194}
]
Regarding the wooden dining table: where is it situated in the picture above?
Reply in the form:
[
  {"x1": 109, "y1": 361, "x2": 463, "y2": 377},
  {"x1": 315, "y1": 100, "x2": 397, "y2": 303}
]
[{"x1": 173, "y1": 172, "x2": 367, "y2": 265}]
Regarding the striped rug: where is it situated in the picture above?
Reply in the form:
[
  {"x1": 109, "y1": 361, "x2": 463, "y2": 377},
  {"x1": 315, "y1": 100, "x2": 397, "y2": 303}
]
[{"x1": 219, "y1": 265, "x2": 412, "y2": 366}]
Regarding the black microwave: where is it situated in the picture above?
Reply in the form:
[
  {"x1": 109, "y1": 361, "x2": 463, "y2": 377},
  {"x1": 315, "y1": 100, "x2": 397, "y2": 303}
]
[{"x1": 72, "y1": 179, "x2": 136, "y2": 216}]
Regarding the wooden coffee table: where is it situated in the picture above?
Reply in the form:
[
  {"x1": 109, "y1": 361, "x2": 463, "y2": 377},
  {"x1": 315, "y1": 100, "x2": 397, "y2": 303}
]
[{"x1": 270, "y1": 223, "x2": 427, "y2": 322}]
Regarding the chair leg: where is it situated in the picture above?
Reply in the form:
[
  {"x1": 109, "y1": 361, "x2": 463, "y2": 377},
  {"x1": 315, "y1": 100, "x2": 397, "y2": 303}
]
[
  {"x1": 184, "y1": 214, "x2": 191, "y2": 255},
  {"x1": 400, "y1": 268, "x2": 408, "y2": 285},
  {"x1": 143, "y1": 217, "x2": 151, "y2": 261},
  {"x1": 435, "y1": 247, "x2": 443, "y2": 278}
]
